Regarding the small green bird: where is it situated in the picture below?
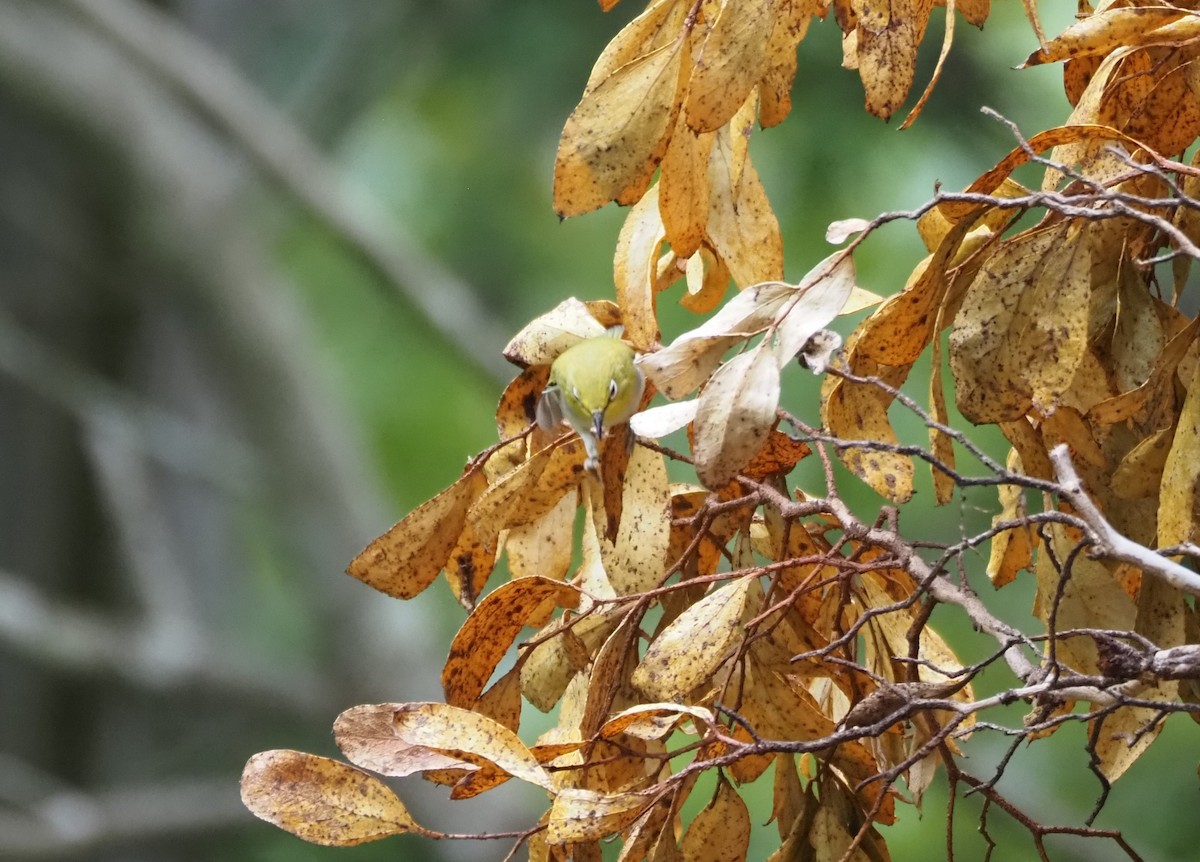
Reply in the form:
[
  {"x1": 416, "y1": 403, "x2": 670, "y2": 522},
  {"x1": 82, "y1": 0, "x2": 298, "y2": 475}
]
[{"x1": 535, "y1": 333, "x2": 645, "y2": 471}]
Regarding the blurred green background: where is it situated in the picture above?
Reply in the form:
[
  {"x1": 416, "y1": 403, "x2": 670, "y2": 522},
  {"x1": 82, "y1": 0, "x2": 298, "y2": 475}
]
[{"x1": 1, "y1": 1, "x2": 1196, "y2": 860}]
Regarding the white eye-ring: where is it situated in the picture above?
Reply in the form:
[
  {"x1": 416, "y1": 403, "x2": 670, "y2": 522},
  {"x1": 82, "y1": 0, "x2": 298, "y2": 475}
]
[{"x1": 608, "y1": 379, "x2": 619, "y2": 401}]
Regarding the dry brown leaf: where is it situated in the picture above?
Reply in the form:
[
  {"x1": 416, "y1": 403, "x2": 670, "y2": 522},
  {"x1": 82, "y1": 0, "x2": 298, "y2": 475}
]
[
  {"x1": 505, "y1": 488, "x2": 577, "y2": 582},
  {"x1": 1022, "y1": 7, "x2": 1194, "y2": 67},
  {"x1": 442, "y1": 575, "x2": 582, "y2": 707},
  {"x1": 1034, "y1": 523, "x2": 1136, "y2": 675},
  {"x1": 347, "y1": 468, "x2": 487, "y2": 599},
  {"x1": 693, "y1": 344, "x2": 782, "y2": 486},
  {"x1": 468, "y1": 438, "x2": 586, "y2": 539},
  {"x1": 548, "y1": 787, "x2": 658, "y2": 844},
  {"x1": 632, "y1": 576, "x2": 759, "y2": 699},
  {"x1": 555, "y1": 36, "x2": 686, "y2": 217},
  {"x1": 759, "y1": 0, "x2": 817, "y2": 127},
  {"x1": 617, "y1": 793, "x2": 677, "y2": 862},
  {"x1": 334, "y1": 704, "x2": 474, "y2": 778},
  {"x1": 686, "y1": 0, "x2": 777, "y2": 133},
  {"x1": 602, "y1": 444, "x2": 672, "y2": 594},
  {"x1": 1158, "y1": 361, "x2": 1200, "y2": 548},
  {"x1": 1112, "y1": 426, "x2": 1173, "y2": 500},
  {"x1": 949, "y1": 221, "x2": 1091, "y2": 424},
  {"x1": 680, "y1": 246, "x2": 732, "y2": 313},
  {"x1": 615, "y1": 185, "x2": 667, "y2": 350},
  {"x1": 771, "y1": 250, "x2": 858, "y2": 364},
  {"x1": 639, "y1": 279, "x2": 794, "y2": 398},
  {"x1": 240, "y1": 750, "x2": 421, "y2": 846},
  {"x1": 660, "y1": 116, "x2": 715, "y2": 258},
  {"x1": 821, "y1": 353, "x2": 914, "y2": 502},
  {"x1": 680, "y1": 778, "x2": 751, "y2": 861},
  {"x1": 986, "y1": 453, "x2": 1033, "y2": 588},
  {"x1": 392, "y1": 702, "x2": 554, "y2": 790},
  {"x1": 504, "y1": 297, "x2": 610, "y2": 368},
  {"x1": 852, "y1": 0, "x2": 934, "y2": 121},
  {"x1": 586, "y1": 0, "x2": 686, "y2": 92},
  {"x1": 705, "y1": 103, "x2": 784, "y2": 286}
]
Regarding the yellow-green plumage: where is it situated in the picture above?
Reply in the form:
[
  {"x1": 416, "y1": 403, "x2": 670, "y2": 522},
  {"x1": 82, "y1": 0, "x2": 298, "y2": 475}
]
[{"x1": 536, "y1": 334, "x2": 644, "y2": 470}]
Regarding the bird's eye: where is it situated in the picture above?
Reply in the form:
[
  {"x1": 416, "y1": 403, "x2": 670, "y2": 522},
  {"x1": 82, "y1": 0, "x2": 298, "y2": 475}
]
[{"x1": 608, "y1": 379, "x2": 619, "y2": 401}]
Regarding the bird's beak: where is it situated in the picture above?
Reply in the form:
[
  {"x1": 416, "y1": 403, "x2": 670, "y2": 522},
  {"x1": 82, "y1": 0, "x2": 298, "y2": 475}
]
[{"x1": 591, "y1": 410, "x2": 605, "y2": 442}]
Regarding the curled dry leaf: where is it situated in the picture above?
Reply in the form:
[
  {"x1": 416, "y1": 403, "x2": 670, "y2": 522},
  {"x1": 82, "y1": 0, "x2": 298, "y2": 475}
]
[
  {"x1": 629, "y1": 398, "x2": 698, "y2": 439},
  {"x1": 392, "y1": 702, "x2": 555, "y2": 791},
  {"x1": 503, "y1": 297, "x2": 608, "y2": 368},
  {"x1": 614, "y1": 185, "x2": 666, "y2": 350},
  {"x1": 680, "y1": 777, "x2": 751, "y2": 861},
  {"x1": 347, "y1": 468, "x2": 487, "y2": 600},
  {"x1": 334, "y1": 704, "x2": 473, "y2": 777},
  {"x1": 598, "y1": 702, "x2": 716, "y2": 741},
  {"x1": 771, "y1": 250, "x2": 857, "y2": 365},
  {"x1": 240, "y1": 750, "x2": 422, "y2": 846},
  {"x1": 548, "y1": 787, "x2": 661, "y2": 845},
  {"x1": 1021, "y1": 7, "x2": 1194, "y2": 67},
  {"x1": 705, "y1": 102, "x2": 785, "y2": 287},
  {"x1": 693, "y1": 344, "x2": 782, "y2": 487},
  {"x1": 825, "y1": 217, "x2": 872, "y2": 244},
  {"x1": 442, "y1": 575, "x2": 582, "y2": 707}
]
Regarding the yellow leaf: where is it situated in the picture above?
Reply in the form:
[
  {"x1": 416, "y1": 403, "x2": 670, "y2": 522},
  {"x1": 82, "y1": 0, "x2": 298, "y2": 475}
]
[
  {"x1": 548, "y1": 788, "x2": 657, "y2": 844},
  {"x1": 929, "y1": 322, "x2": 956, "y2": 505},
  {"x1": 1034, "y1": 524, "x2": 1136, "y2": 676},
  {"x1": 705, "y1": 105, "x2": 784, "y2": 286},
  {"x1": 392, "y1": 702, "x2": 554, "y2": 790},
  {"x1": 555, "y1": 37, "x2": 685, "y2": 217},
  {"x1": 1022, "y1": 7, "x2": 1193, "y2": 67},
  {"x1": 660, "y1": 117, "x2": 714, "y2": 258},
  {"x1": 1158, "y1": 362, "x2": 1200, "y2": 548},
  {"x1": 240, "y1": 750, "x2": 421, "y2": 846},
  {"x1": 347, "y1": 468, "x2": 487, "y2": 599},
  {"x1": 949, "y1": 221, "x2": 1090, "y2": 424},
  {"x1": 632, "y1": 576, "x2": 758, "y2": 699},
  {"x1": 853, "y1": 0, "x2": 934, "y2": 121},
  {"x1": 599, "y1": 702, "x2": 716, "y2": 740},
  {"x1": 580, "y1": 616, "x2": 641, "y2": 737},
  {"x1": 468, "y1": 438, "x2": 586, "y2": 539},
  {"x1": 617, "y1": 792, "x2": 677, "y2": 862},
  {"x1": 639, "y1": 279, "x2": 794, "y2": 398},
  {"x1": 615, "y1": 184, "x2": 667, "y2": 351},
  {"x1": 503, "y1": 297, "x2": 608, "y2": 368},
  {"x1": 821, "y1": 354, "x2": 914, "y2": 502},
  {"x1": 680, "y1": 246, "x2": 732, "y2": 313},
  {"x1": 1112, "y1": 427, "x2": 1173, "y2": 500},
  {"x1": 986, "y1": 454, "x2": 1033, "y2": 588},
  {"x1": 334, "y1": 704, "x2": 476, "y2": 778},
  {"x1": 505, "y1": 488, "x2": 577, "y2": 582},
  {"x1": 585, "y1": 0, "x2": 686, "y2": 93},
  {"x1": 680, "y1": 778, "x2": 751, "y2": 861},
  {"x1": 602, "y1": 444, "x2": 672, "y2": 593},
  {"x1": 1088, "y1": 315, "x2": 1199, "y2": 428},
  {"x1": 694, "y1": 344, "x2": 781, "y2": 486},
  {"x1": 759, "y1": 0, "x2": 816, "y2": 127},
  {"x1": 522, "y1": 607, "x2": 618, "y2": 713},
  {"x1": 686, "y1": 0, "x2": 777, "y2": 133},
  {"x1": 442, "y1": 576, "x2": 581, "y2": 707}
]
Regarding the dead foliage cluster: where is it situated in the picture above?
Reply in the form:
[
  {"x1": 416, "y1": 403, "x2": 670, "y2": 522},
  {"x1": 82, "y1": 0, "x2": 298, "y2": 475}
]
[{"x1": 243, "y1": 2, "x2": 1200, "y2": 860}]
